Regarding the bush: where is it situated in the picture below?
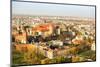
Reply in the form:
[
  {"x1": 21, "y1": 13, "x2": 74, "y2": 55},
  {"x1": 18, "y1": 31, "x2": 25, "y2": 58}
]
[
  {"x1": 79, "y1": 50, "x2": 96, "y2": 61},
  {"x1": 72, "y1": 56, "x2": 80, "y2": 62},
  {"x1": 12, "y1": 47, "x2": 46, "y2": 65}
]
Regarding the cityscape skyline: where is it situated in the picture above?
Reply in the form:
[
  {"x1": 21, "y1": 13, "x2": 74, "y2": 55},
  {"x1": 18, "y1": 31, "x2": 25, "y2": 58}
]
[{"x1": 12, "y1": 1, "x2": 96, "y2": 66}]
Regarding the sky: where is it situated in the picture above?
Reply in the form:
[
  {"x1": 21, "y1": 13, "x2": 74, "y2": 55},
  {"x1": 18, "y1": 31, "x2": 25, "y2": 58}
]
[{"x1": 12, "y1": 1, "x2": 95, "y2": 18}]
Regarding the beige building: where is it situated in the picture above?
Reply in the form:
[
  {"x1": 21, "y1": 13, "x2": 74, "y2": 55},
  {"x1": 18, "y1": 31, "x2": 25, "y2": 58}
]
[{"x1": 91, "y1": 42, "x2": 95, "y2": 51}]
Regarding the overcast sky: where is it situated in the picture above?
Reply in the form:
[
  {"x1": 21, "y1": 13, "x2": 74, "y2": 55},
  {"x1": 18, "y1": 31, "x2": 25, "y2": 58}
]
[{"x1": 12, "y1": 1, "x2": 95, "y2": 18}]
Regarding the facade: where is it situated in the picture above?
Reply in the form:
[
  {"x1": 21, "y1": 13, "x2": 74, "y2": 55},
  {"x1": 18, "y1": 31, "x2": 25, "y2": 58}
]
[{"x1": 14, "y1": 32, "x2": 27, "y2": 44}]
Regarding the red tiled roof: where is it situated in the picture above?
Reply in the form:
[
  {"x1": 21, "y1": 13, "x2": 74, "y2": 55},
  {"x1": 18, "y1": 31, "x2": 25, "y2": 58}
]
[{"x1": 33, "y1": 23, "x2": 53, "y2": 32}]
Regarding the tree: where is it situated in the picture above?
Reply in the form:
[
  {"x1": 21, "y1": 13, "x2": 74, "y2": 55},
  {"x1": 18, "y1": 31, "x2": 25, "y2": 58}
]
[{"x1": 72, "y1": 56, "x2": 80, "y2": 62}]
